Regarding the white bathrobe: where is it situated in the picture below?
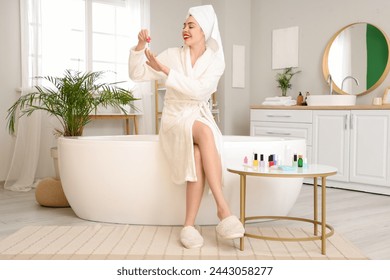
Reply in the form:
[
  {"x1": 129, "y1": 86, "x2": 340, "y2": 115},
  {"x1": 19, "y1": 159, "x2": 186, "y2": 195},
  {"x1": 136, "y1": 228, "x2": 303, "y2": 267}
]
[{"x1": 129, "y1": 46, "x2": 225, "y2": 184}]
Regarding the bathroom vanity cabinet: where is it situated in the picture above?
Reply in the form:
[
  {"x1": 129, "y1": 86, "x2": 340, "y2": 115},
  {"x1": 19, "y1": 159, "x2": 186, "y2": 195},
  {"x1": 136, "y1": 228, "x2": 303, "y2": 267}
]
[
  {"x1": 250, "y1": 106, "x2": 390, "y2": 195},
  {"x1": 313, "y1": 110, "x2": 390, "y2": 190}
]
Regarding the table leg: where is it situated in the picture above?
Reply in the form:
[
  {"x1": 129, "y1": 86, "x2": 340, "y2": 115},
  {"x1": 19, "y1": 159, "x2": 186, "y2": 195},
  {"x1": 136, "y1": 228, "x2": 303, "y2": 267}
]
[
  {"x1": 313, "y1": 177, "x2": 318, "y2": 236},
  {"x1": 133, "y1": 116, "x2": 138, "y2": 135},
  {"x1": 125, "y1": 119, "x2": 130, "y2": 135},
  {"x1": 240, "y1": 174, "x2": 246, "y2": 251},
  {"x1": 321, "y1": 176, "x2": 327, "y2": 255}
]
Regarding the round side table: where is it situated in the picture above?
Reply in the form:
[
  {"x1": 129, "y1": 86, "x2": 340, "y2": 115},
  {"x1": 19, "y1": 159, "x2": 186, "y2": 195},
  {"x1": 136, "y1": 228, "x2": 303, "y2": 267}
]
[{"x1": 227, "y1": 164, "x2": 337, "y2": 255}]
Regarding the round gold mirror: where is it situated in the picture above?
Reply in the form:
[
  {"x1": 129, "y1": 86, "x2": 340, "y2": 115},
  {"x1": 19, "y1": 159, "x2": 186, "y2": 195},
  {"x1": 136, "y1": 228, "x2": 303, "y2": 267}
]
[{"x1": 323, "y1": 22, "x2": 390, "y2": 96}]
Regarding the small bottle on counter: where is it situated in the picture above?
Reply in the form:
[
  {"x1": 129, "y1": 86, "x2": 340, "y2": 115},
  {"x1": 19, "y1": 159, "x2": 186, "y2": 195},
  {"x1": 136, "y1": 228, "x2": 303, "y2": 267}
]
[
  {"x1": 300, "y1": 92, "x2": 310, "y2": 106},
  {"x1": 304, "y1": 92, "x2": 310, "y2": 105},
  {"x1": 297, "y1": 92, "x2": 304, "y2": 105}
]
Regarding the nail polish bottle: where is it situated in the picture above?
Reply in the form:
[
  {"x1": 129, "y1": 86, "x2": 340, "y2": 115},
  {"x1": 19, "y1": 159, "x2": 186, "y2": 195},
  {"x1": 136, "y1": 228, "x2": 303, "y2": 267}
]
[
  {"x1": 253, "y1": 153, "x2": 259, "y2": 167},
  {"x1": 260, "y1": 154, "x2": 265, "y2": 168},
  {"x1": 268, "y1": 154, "x2": 274, "y2": 167},
  {"x1": 293, "y1": 153, "x2": 298, "y2": 167},
  {"x1": 284, "y1": 145, "x2": 292, "y2": 166},
  {"x1": 146, "y1": 36, "x2": 151, "y2": 48},
  {"x1": 298, "y1": 155, "x2": 303, "y2": 168},
  {"x1": 243, "y1": 156, "x2": 248, "y2": 165},
  {"x1": 303, "y1": 157, "x2": 308, "y2": 168}
]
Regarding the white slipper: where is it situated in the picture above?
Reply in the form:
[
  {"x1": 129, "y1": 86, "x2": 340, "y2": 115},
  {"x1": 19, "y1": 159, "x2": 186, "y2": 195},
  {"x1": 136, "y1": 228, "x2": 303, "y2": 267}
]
[
  {"x1": 180, "y1": 226, "x2": 204, "y2": 249},
  {"x1": 216, "y1": 215, "x2": 245, "y2": 239}
]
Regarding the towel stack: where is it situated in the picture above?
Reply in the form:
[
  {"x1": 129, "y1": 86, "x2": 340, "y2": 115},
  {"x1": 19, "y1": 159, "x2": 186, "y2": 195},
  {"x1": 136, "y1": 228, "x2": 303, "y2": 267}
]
[{"x1": 261, "y1": 96, "x2": 297, "y2": 106}]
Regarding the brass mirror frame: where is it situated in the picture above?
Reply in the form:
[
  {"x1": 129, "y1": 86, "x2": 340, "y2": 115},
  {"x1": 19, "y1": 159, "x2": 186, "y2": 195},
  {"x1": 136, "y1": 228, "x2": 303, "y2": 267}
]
[{"x1": 323, "y1": 22, "x2": 390, "y2": 96}]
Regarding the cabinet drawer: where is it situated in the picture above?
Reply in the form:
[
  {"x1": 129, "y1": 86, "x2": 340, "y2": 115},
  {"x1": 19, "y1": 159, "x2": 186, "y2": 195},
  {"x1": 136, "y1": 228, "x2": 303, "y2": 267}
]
[
  {"x1": 251, "y1": 121, "x2": 312, "y2": 145},
  {"x1": 250, "y1": 109, "x2": 312, "y2": 123}
]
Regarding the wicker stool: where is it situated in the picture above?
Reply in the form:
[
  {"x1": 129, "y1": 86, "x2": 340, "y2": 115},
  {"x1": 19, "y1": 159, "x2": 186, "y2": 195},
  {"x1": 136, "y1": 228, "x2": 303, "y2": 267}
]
[{"x1": 35, "y1": 177, "x2": 70, "y2": 208}]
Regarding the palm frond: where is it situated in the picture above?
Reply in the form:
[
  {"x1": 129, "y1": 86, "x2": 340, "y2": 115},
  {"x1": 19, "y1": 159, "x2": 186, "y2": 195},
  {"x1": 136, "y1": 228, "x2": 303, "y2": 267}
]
[{"x1": 6, "y1": 69, "x2": 139, "y2": 136}]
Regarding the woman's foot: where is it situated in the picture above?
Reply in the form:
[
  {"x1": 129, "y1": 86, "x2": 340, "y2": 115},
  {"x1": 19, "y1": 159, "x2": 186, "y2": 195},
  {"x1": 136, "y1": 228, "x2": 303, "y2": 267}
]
[
  {"x1": 216, "y1": 215, "x2": 245, "y2": 239},
  {"x1": 180, "y1": 226, "x2": 204, "y2": 249}
]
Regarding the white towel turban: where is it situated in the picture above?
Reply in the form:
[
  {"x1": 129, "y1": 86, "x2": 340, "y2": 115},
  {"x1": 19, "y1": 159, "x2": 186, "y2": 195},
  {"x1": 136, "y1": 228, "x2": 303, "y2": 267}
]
[{"x1": 188, "y1": 5, "x2": 224, "y2": 62}]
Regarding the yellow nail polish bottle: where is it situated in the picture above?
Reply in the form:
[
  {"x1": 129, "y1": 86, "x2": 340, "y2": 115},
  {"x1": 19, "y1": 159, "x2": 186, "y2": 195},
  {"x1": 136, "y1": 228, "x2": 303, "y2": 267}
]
[{"x1": 253, "y1": 153, "x2": 259, "y2": 167}]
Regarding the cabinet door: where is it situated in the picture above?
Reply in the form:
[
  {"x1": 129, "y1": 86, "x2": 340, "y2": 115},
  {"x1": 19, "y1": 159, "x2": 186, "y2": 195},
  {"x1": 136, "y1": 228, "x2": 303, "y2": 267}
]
[
  {"x1": 350, "y1": 110, "x2": 390, "y2": 186},
  {"x1": 313, "y1": 111, "x2": 350, "y2": 182}
]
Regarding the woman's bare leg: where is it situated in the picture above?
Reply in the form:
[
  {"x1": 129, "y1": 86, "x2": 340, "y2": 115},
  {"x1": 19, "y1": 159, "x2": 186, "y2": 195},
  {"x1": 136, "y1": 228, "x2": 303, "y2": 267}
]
[
  {"x1": 181, "y1": 147, "x2": 205, "y2": 249},
  {"x1": 192, "y1": 121, "x2": 231, "y2": 220},
  {"x1": 184, "y1": 145, "x2": 205, "y2": 226}
]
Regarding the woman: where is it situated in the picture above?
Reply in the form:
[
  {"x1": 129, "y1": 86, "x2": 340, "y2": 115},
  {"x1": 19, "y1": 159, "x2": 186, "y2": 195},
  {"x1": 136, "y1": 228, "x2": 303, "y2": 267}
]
[{"x1": 129, "y1": 5, "x2": 244, "y2": 249}]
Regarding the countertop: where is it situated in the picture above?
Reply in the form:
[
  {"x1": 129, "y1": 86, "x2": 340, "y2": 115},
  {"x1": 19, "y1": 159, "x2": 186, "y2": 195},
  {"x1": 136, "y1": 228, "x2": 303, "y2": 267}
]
[{"x1": 250, "y1": 104, "x2": 390, "y2": 110}]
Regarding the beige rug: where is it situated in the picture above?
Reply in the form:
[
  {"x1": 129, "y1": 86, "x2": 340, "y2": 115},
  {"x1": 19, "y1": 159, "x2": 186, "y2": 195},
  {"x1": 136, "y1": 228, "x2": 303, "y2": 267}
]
[{"x1": 0, "y1": 224, "x2": 367, "y2": 260}]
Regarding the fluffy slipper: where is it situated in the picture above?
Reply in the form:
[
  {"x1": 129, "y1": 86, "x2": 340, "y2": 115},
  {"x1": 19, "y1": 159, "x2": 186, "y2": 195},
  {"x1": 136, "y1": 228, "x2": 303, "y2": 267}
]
[
  {"x1": 180, "y1": 226, "x2": 204, "y2": 249},
  {"x1": 216, "y1": 215, "x2": 245, "y2": 239}
]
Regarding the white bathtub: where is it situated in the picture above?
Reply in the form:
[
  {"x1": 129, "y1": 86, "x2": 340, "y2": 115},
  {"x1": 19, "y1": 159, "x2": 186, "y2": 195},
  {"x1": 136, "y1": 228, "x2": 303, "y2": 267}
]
[{"x1": 58, "y1": 135, "x2": 306, "y2": 225}]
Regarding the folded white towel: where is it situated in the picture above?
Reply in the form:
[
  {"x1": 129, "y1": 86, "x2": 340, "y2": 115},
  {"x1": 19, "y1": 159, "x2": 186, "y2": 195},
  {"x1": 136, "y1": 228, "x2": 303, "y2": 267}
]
[
  {"x1": 265, "y1": 96, "x2": 292, "y2": 101},
  {"x1": 262, "y1": 100, "x2": 297, "y2": 106}
]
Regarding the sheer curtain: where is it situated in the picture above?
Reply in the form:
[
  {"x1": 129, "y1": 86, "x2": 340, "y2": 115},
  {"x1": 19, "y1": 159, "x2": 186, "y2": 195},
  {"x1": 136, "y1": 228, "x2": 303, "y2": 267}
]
[
  {"x1": 4, "y1": 0, "x2": 42, "y2": 192},
  {"x1": 127, "y1": 0, "x2": 153, "y2": 134},
  {"x1": 5, "y1": 0, "x2": 151, "y2": 192}
]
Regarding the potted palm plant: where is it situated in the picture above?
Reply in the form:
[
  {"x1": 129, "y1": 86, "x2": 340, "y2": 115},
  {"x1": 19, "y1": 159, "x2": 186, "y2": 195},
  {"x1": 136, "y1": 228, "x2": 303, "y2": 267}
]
[
  {"x1": 7, "y1": 69, "x2": 138, "y2": 136},
  {"x1": 276, "y1": 67, "x2": 301, "y2": 97},
  {"x1": 7, "y1": 69, "x2": 138, "y2": 207}
]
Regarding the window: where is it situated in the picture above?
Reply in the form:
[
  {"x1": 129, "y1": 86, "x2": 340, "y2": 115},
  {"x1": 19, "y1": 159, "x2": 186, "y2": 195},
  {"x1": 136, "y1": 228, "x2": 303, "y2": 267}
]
[{"x1": 27, "y1": 0, "x2": 144, "y2": 87}]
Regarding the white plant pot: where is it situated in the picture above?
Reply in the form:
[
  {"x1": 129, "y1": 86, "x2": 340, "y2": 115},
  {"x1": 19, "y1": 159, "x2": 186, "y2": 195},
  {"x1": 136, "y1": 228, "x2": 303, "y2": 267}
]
[{"x1": 50, "y1": 147, "x2": 60, "y2": 180}]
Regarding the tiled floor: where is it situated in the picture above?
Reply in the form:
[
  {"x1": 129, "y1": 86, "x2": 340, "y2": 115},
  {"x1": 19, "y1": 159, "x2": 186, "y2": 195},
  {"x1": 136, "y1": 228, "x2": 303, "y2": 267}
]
[
  {"x1": 0, "y1": 224, "x2": 366, "y2": 260},
  {"x1": 1, "y1": 183, "x2": 390, "y2": 259}
]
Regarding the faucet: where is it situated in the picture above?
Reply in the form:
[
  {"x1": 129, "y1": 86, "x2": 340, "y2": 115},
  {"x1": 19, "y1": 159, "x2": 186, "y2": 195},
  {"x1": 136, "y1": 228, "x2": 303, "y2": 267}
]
[
  {"x1": 327, "y1": 74, "x2": 333, "y2": 95},
  {"x1": 341, "y1": 76, "x2": 360, "y2": 91}
]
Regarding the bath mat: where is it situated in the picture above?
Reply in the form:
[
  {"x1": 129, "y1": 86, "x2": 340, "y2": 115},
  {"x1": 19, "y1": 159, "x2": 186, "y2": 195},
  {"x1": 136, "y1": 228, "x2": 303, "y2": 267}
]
[{"x1": 0, "y1": 224, "x2": 367, "y2": 260}]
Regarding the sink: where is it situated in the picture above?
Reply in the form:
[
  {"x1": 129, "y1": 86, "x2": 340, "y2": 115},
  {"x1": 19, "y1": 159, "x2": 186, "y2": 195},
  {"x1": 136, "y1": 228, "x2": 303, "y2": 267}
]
[{"x1": 306, "y1": 95, "x2": 356, "y2": 106}]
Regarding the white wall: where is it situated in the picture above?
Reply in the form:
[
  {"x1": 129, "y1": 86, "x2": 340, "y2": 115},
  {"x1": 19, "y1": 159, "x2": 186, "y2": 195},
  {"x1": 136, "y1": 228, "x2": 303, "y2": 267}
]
[
  {"x1": 211, "y1": 0, "x2": 251, "y2": 136},
  {"x1": 0, "y1": 0, "x2": 20, "y2": 181},
  {"x1": 251, "y1": 0, "x2": 390, "y2": 106},
  {"x1": 150, "y1": 0, "x2": 202, "y2": 54},
  {"x1": 2, "y1": 0, "x2": 390, "y2": 180},
  {"x1": 150, "y1": 0, "x2": 252, "y2": 135}
]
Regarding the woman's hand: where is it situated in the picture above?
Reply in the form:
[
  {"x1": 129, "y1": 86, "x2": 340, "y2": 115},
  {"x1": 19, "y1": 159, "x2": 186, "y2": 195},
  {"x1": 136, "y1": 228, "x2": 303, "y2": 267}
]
[
  {"x1": 135, "y1": 29, "x2": 150, "y2": 51},
  {"x1": 145, "y1": 49, "x2": 170, "y2": 76}
]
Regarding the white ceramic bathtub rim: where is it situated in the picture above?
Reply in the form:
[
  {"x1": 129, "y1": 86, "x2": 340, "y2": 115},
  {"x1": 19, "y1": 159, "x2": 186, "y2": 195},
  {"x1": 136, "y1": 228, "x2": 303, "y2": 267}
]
[{"x1": 58, "y1": 135, "x2": 306, "y2": 225}]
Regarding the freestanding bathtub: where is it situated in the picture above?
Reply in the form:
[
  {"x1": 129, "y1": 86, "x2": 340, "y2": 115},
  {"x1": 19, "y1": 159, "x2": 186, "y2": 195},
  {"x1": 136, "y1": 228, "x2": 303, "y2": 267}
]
[{"x1": 58, "y1": 135, "x2": 306, "y2": 225}]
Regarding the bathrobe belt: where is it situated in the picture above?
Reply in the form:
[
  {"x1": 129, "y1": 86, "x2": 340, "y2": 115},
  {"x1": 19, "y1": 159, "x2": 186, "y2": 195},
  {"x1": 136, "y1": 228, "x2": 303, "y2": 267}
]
[{"x1": 164, "y1": 99, "x2": 212, "y2": 115}]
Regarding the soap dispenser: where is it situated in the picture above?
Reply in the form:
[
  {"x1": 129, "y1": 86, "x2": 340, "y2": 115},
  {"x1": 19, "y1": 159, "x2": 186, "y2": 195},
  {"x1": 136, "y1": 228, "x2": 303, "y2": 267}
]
[{"x1": 297, "y1": 92, "x2": 303, "y2": 105}]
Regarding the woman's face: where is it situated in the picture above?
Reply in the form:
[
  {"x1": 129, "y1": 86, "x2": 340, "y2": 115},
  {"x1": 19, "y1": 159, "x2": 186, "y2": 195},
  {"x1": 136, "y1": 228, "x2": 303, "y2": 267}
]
[{"x1": 182, "y1": 16, "x2": 205, "y2": 47}]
